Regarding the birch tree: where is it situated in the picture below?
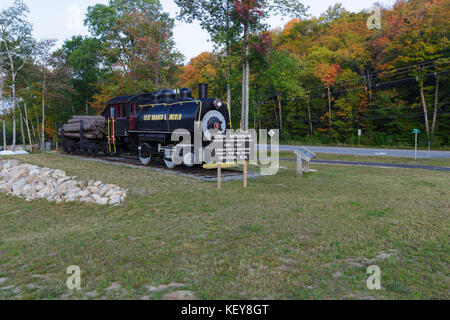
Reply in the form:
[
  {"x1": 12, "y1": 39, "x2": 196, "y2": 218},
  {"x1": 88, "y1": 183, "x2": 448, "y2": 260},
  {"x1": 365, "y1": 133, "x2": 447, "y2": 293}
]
[
  {"x1": 35, "y1": 39, "x2": 56, "y2": 153},
  {"x1": 0, "y1": 0, "x2": 34, "y2": 151}
]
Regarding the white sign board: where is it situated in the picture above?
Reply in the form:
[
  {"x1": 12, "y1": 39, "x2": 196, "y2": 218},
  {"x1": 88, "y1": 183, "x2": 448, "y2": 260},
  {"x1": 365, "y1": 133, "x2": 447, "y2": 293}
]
[
  {"x1": 294, "y1": 147, "x2": 316, "y2": 162},
  {"x1": 213, "y1": 132, "x2": 256, "y2": 163}
]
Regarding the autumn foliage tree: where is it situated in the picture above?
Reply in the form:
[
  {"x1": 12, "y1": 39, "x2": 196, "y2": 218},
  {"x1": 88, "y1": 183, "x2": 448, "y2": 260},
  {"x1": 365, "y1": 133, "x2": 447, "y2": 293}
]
[
  {"x1": 86, "y1": 0, "x2": 183, "y2": 107},
  {"x1": 314, "y1": 63, "x2": 342, "y2": 136},
  {"x1": 179, "y1": 52, "x2": 218, "y2": 96}
]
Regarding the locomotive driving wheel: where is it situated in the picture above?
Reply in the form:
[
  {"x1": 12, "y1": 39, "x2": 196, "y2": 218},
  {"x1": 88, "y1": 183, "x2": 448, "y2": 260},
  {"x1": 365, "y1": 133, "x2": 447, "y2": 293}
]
[
  {"x1": 164, "y1": 158, "x2": 176, "y2": 170},
  {"x1": 139, "y1": 143, "x2": 152, "y2": 166}
]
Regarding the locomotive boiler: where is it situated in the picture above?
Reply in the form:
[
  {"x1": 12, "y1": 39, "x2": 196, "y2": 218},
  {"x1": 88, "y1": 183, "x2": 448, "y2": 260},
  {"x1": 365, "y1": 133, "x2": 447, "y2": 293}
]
[{"x1": 60, "y1": 84, "x2": 232, "y2": 169}]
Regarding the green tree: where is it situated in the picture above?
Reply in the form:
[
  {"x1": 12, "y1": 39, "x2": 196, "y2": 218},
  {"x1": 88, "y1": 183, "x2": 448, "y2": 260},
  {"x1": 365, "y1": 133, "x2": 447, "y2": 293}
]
[
  {"x1": 85, "y1": 0, "x2": 183, "y2": 90},
  {"x1": 60, "y1": 36, "x2": 105, "y2": 114},
  {"x1": 175, "y1": 0, "x2": 242, "y2": 112},
  {"x1": 0, "y1": 0, "x2": 34, "y2": 151},
  {"x1": 263, "y1": 50, "x2": 305, "y2": 137}
]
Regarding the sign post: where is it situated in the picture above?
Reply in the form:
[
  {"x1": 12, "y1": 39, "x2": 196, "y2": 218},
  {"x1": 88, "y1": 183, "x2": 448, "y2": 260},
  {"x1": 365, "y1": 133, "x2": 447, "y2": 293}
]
[
  {"x1": 217, "y1": 162, "x2": 222, "y2": 189},
  {"x1": 294, "y1": 147, "x2": 316, "y2": 178},
  {"x1": 358, "y1": 129, "x2": 362, "y2": 145},
  {"x1": 412, "y1": 129, "x2": 420, "y2": 160},
  {"x1": 243, "y1": 160, "x2": 247, "y2": 188}
]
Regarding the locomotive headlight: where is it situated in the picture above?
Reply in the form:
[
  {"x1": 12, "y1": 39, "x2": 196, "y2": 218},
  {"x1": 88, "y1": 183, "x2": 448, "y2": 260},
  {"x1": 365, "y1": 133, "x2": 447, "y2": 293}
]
[{"x1": 214, "y1": 99, "x2": 223, "y2": 109}]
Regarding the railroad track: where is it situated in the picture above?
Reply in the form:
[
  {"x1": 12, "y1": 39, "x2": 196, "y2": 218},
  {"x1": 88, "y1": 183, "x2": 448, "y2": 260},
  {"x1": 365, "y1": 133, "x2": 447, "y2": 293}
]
[{"x1": 60, "y1": 153, "x2": 259, "y2": 181}]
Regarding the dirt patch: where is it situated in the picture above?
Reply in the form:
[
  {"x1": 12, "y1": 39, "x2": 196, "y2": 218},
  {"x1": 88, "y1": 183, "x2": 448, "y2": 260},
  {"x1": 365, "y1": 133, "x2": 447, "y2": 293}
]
[
  {"x1": 0, "y1": 285, "x2": 20, "y2": 294},
  {"x1": 346, "y1": 249, "x2": 399, "y2": 267},
  {"x1": 144, "y1": 283, "x2": 186, "y2": 293},
  {"x1": 105, "y1": 282, "x2": 122, "y2": 292},
  {"x1": 162, "y1": 290, "x2": 197, "y2": 300},
  {"x1": 84, "y1": 290, "x2": 98, "y2": 298},
  {"x1": 25, "y1": 283, "x2": 44, "y2": 291},
  {"x1": 341, "y1": 292, "x2": 376, "y2": 300}
]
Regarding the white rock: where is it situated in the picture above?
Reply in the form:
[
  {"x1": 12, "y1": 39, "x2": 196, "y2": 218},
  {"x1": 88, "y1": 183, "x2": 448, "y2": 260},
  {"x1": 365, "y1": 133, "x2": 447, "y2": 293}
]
[
  {"x1": 96, "y1": 197, "x2": 108, "y2": 205},
  {"x1": 0, "y1": 160, "x2": 127, "y2": 206},
  {"x1": 109, "y1": 197, "x2": 121, "y2": 205}
]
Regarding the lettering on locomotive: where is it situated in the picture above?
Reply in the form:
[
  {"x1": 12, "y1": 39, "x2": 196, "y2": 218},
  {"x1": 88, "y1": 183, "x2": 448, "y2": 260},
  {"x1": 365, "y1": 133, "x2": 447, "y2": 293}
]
[
  {"x1": 143, "y1": 114, "x2": 183, "y2": 121},
  {"x1": 169, "y1": 114, "x2": 182, "y2": 120}
]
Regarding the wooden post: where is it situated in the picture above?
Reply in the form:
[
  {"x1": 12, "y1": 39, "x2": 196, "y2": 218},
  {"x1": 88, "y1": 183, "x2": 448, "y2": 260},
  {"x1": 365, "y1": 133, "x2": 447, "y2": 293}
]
[
  {"x1": 217, "y1": 162, "x2": 222, "y2": 189},
  {"x1": 243, "y1": 160, "x2": 247, "y2": 187}
]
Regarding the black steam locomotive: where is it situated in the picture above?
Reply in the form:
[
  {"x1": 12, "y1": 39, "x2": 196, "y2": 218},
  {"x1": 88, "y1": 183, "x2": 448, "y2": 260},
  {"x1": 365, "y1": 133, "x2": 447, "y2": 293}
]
[{"x1": 60, "y1": 84, "x2": 232, "y2": 169}]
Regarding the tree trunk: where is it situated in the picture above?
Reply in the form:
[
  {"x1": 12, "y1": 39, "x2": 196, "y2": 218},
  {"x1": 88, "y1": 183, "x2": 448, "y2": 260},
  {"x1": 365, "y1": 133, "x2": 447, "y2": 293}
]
[
  {"x1": 241, "y1": 21, "x2": 249, "y2": 131},
  {"x1": 41, "y1": 72, "x2": 46, "y2": 153},
  {"x1": 419, "y1": 79, "x2": 430, "y2": 138},
  {"x1": 0, "y1": 65, "x2": 5, "y2": 150},
  {"x1": 27, "y1": 89, "x2": 37, "y2": 147},
  {"x1": 24, "y1": 102, "x2": 33, "y2": 151},
  {"x1": 226, "y1": 45, "x2": 232, "y2": 121},
  {"x1": 225, "y1": 1, "x2": 232, "y2": 125},
  {"x1": 33, "y1": 105, "x2": 41, "y2": 148},
  {"x1": 431, "y1": 75, "x2": 439, "y2": 135},
  {"x1": 256, "y1": 101, "x2": 262, "y2": 131},
  {"x1": 1, "y1": 120, "x2": 4, "y2": 150},
  {"x1": 277, "y1": 94, "x2": 283, "y2": 138},
  {"x1": 20, "y1": 110, "x2": 25, "y2": 151},
  {"x1": 1, "y1": 98, "x2": 5, "y2": 150},
  {"x1": 12, "y1": 73, "x2": 16, "y2": 152},
  {"x1": 367, "y1": 70, "x2": 372, "y2": 101},
  {"x1": 327, "y1": 86, "x2": 332, "y2": 137},
  {"x1": 307, "y1": 95, "x2": 313, "y2": 137},
  {"x1": 30, "y1": 118, "x2": 37, "y2": 147}
]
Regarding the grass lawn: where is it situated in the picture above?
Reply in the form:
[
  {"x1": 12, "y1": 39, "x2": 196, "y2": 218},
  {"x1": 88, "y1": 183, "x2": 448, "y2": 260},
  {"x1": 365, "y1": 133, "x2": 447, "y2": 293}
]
[{"x1": 0, "y1": 153, "x2": 449, "y2": 300}]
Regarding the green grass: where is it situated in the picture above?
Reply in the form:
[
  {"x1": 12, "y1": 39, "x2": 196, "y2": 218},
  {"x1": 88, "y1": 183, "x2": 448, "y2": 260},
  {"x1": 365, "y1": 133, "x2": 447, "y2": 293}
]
[{"x1": 0, "y1": 153, "x2": 449, "y2": 300}]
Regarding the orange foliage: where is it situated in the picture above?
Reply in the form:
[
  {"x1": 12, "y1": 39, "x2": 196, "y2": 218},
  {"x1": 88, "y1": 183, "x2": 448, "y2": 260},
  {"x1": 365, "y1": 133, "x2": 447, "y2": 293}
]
[
  {"x1": 314, "y1": 63, "x2": 342, "y2": 87},
  {"x1": 179, "y1": 52, "x2": 217, "y2": 94},
  {"x1": 282, "y1": 18, "x2": 300, "y2": 35}
]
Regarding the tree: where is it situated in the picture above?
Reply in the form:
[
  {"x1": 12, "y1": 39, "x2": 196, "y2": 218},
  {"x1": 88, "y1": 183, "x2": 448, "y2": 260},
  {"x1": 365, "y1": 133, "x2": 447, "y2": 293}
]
[
  {"x1": 230, "y1": 0, "x2": 307, "y2": 130},
  {"x1": 60, "y1": 36, "x2": 105, "y2": 114},
  {"x1": 0, "y1": 53, "x2": 6, "y2": 149},
  {"x1": 175, "y1": 0, "x2": 242, "y2": 113},
  {"x1": 0, "y1": 0, "x2": 34, "y2": 151},
  {"x1": 85, "y1": 0, "x2": 183, "y2": 91},
  {"x1": 377, "y1": 0, "x2": 449, "y2": 140},
  {"x1": 35, "y1": 39, "x2": 56, "y2": 152},
  {"x1": 314, "y1": 63, "x2": 342, "y2": 137},
  {"x1": 263, "y1": 50, "x2": 304, "y2": 137},
  {"x1": 179, "y1": 52, "x2": 218, "y2": 94}
]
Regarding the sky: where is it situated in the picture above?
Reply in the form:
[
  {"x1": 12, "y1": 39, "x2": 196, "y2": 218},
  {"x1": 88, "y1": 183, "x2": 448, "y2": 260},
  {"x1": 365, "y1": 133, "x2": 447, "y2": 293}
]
[{"x1": 0, "y1": 0, "x2": 396, "y2": 63}]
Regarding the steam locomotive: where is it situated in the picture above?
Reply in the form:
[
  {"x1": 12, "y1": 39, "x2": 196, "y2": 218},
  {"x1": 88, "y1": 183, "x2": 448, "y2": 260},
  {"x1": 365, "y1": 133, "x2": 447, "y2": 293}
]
[{"x1": 60, "y1": 84, "x2": 232, "y2": 169}]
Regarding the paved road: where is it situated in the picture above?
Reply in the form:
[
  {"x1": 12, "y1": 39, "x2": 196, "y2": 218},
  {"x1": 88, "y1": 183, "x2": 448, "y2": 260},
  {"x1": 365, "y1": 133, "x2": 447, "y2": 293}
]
[
  {"x1": 258, "y1": 144, "x2": 450, "y2": 159},
  {"x1": 277, "y1": 158, "x2": 450, "y2": 172}
]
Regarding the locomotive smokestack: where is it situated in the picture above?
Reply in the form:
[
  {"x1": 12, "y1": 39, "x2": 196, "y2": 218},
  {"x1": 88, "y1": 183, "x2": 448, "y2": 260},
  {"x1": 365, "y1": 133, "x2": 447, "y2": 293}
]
[{"x1": 199, "y1": 84, "x2": 208, "y2": 100}]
